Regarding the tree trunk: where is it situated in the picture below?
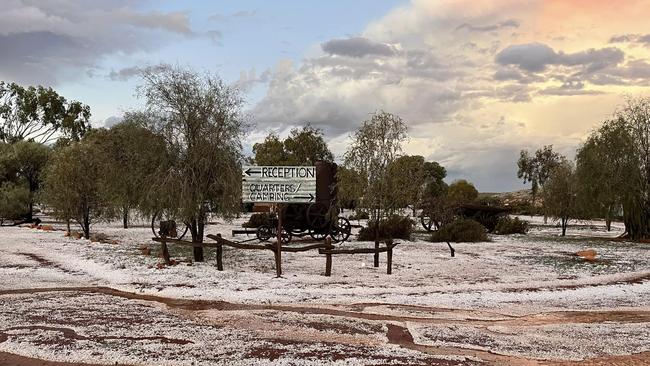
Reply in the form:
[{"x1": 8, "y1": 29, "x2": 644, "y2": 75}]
[
  {"x1": 190, "y1": 217, "x2": 205, "y2": 262},
  {"x1": 27, "y1": 200, "x2": 33, "y2": 222},
  {"x1": 66, "y1": 219, "x2": 71, "y2": 234},
  {"x1": 561, "y1": 217, "x2": 567, "y2": 236},
  {"x1": 122, "y1": 207, "x2": 129, "y2": 229},
  {"x1": 83, "y1": 212, "x2": 90, "y2": 239}
]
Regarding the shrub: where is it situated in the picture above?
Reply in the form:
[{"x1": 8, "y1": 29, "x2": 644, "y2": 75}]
[
  {"x1": 242, "y1": 213, "x2": 271, "y2": 228},
  {"x1": 0, "y1": 182, "x2": 30, "y2": 224},
  {"x1": 349, "y1": 210, "x2": 369, "y2": 220},
  {"x1": 358, "y1": 215, "x2": 414, "y2": 241},
  {"x1": 494, "y1": 216, "x2": 529, "y2": 235},
  {"x1": 431, "y1": 218, "x2": 487, "y2": 242}
]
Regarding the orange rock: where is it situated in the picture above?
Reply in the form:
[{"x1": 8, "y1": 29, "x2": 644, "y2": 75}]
[
  {"x1": 576, "y1": 249, "x2": 597, "y2": 261},
  {"x1": 41, "y1": 225, "x2": 54, "y2": 231},
  {"x1": 64, "y1": 231, "x2": 70, "y2": 237},
  {"x1": 140, "y1": 246, "x2": 151, "y2": 255},
  {"x1": 72, "y1": 232, "x2": 83, "y2": 240}
]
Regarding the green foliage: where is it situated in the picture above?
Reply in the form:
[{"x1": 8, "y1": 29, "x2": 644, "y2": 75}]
[
  {"x1": 385, "y1": 155, "x2": 426, "y2": 213},
  {"x1": 358, "y1": 215, "x2": 414, "y2": 241},
  {"x1": 542, "y1": 161, "x2": 578, "y2": 236},
  {"x1": 431, "y1": 218, "x2": 488, "y2": 242},
  {"x1": 0, "y1": 81, "x2": 90, "y2": 144},
  {"x1": 242, "y1": 213, "x2": 272, "y2": 228},
  {"x1": 343, "y1": 111, "x2": 408, "y2": 221},
  {"x1": 86, "y1": 116, "x2": 169, "y2": 227},
  {"x1": 517, "y1": 145, "x2": 563, "y2": 204},
  {"x1": 494, "y1": 216, "x2": 529, "y2": 235},
  {"x1": 0, "y1": 182, "x2": 30, "y2": 223},
  {"x1": 422, "y1": 161, "x2": 448, "y2": 199},
  {"x1": 252, "y1": 125, "x2": 333, "y2": 166},
  {"x1": 139, "y1": 65, "x2": 245, "y2": 256},
  {"x1": 42, "y1": 139, "x2": 108, "y2": 239},
  {"x1": 447, "y1": 179, "x2": 478, "y2": 203}
]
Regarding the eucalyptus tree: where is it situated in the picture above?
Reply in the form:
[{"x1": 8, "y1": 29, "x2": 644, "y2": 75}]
[
  {"x1": 252, "y1": 125, "x2": 333, "y2": 166},
  {"x1": 0, "y1": 81, "x2": 90, "y2": 144},
  {"x1": 138, "y1": 65, "x2": 245, "y2": 261},
  {"x1": 343, "y1": 111, "x2": 408, "y2": 223},
  {"x1": 42, "y1": 139, "x2": 108, "y2": 238},
  {"x1": 517, "y1": 145, "x2": 563, "y2": 206},
  {"x1": 542, "y1": 161, "x2": 578, "y2": 236}
]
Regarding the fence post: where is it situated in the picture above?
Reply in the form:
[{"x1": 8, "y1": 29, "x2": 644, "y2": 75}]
[
  {"x1": 374, "y1": 240, "x2": 380, "y2": 267},
  {"x1": 160, "y1": 236, "x2": 171, "y2": 265},
  {"x1": 275, "y1": 204, "x2": 283, "y2": 278},
  {"x1": 216, "y1": 234, "x2": 224, "y2": 271},
  {"x1": 386, "y1": 239, "x2": 393, "y2": 275},
  {"x1": 325, "y1": 237, "x2": 333, "y2": 276}
]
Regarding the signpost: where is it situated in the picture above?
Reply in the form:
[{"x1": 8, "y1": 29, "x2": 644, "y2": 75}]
[
  {"x1": 242, "y1": 166, "x2": 316, "y2": 203},
  {"x1": 242, "y1": 166, "x2": 317, "y2": 277}
]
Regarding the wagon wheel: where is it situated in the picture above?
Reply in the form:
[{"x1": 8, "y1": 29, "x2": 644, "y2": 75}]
[
  {"x1": 309, "y1": 229, "x2": 328, "y2": 241},
  {"x1": 151, "y1": 211, "x2": 189, "y2": 240},
  {"x1": 420, "y1": 214, "x2": 436, "y2": 232},
  {"x1": 330, "y1": 217, "x2": 351, "y2": 243},
  {"x1": 307, "y1": 202, "x2": 330, "y2": 230},
  {"x1": 256, "y1": 225, "x2": 273, "y2": 242}
]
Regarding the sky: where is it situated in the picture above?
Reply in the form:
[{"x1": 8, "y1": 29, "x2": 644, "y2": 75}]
[{"x1": 3, "y1": 0, "x2": 650, "y2": 192}]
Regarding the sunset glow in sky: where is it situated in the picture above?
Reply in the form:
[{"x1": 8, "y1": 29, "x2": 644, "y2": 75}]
[{"x1": 3, "y1": 0, "x2": 650, "y2": 191}]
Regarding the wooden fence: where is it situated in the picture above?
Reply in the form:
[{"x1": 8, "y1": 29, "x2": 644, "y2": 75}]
[{"x1": 151, "y1": 235, "x2": 398, "y2": 277}]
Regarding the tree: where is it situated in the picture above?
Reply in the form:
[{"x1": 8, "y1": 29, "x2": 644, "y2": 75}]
[
  {"x1": 336, "y1": 166, "x2": 366, "y2": 210},
  {"x1": 576, "y1": 118, "x2": 635, "y2": 231},
  {"x1": 517, "y1": 145, "x2": 563, "y2": 205},
  {"x1": 0, "y1": 182, "x2": 30, "y2": 225},
  {"x1": 614, "y1": 97, "x2": 650, "y2": 239},
  {"x1": 42, "y1": 140, "x2": 107, "y2": 239},
  {"x1": 89, "y1": 115, "x2": 169, "y2": 228},
  {"x1": 252, "y1": 133, "x2": 290, "y2": 165},
  {"x1": 447, "y1": 179, "x2": 478, "y2": 203},
  {"x1": 252, "y1": 125, "x2": 333, "y2": 166},
  {"x1": 139, "y1": 65, "x2": 245, "y2": 261},
  {"x1": 386, "y1": 155, "x2": 426, "y2": 215},
  {"x1": 283, "y1": 125, "x2": 334, "y2": 165},
  {"x1": 422, "y1": 161, "x2": 448, "y2": 199},
  {"x1": 0, "y1": 81, "x2": 90, "y2": 144},
  {"x1": 542, "y1": 161, "x2": 578, "y2": 236},
  {"x1": 0, "y1": 141, "x2": 50, "y2": 221},
  {"x1": 344, "y1": 111, "x2": 408, "y2": 224}
]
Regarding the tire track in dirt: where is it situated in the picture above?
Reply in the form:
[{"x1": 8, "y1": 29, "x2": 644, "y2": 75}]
[
  {"x1": 3, "y1": 286, "x2": 649, "y2": 327},
  {"x1": 2, "y1": 286, "x2": 650, "y2": 365}
]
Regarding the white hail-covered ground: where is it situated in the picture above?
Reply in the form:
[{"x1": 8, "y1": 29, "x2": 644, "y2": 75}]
[{"x1": 0, "y1": 214, "x2": 649, "y2": 365}]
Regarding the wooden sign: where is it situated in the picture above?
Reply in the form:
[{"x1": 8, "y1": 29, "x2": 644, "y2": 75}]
[{"x1": 242, "y1": 166, "x2": 316, "y2": 203}]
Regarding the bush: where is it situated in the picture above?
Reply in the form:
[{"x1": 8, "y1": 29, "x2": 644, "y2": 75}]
[
  {"x1": 0, "y1": 182, "x2": 30, "y2": 224},
  {"x1": 431, "y1": 218, "x2": 487, "y2": 242},
  {"x1": 494, "y1": 216, "x2": 529, "y2": 235},
  {"x1": 358, "y1": 215, "x2": 414, "y2": 241},
  {"x1": 242, "y1": 213, "x2": 272, "y2": 228},
  {"x1": 349, "y1": 210, "x2": 369, "y2": 220}
]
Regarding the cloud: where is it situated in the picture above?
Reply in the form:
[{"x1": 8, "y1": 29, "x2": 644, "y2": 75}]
[
  {"x1": 0, "y1": 1, "x2": 216, "y2": 85},
  {"x1": 107, "y1": 66, "x2": 141, "y2": 81},
  {"x1": 609, "y1": 33, "x2": 650, "y2": 46},
  {"x1": 208, "y1": 10, "x2": 256, "y2": 22},
  {"x1": 321, "y1": 37, "x2": 396, "y2": 58},
  {"x1": 456, "y1": 19, "x2": 520, "y2": 32},
  {"x1": 495, "y1": 43, "x2": 624, "y2": 73}
]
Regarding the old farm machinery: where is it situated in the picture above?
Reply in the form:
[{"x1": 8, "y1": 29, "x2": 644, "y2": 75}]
[
  {"x1": 419, "y1": 200, "x2": 511, "y2": 232},
  {"x1": 251, "y1": 162, "x2": 351, "y2": 244}
]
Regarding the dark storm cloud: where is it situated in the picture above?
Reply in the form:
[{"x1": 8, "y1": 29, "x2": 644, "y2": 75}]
[
  {"x1": 495, "y1": 43, "x2": 624, "y2": 73},
  {"x1": 456, "y1": 19, "x2": 520, "y2": 32},
  {"x1": 321, "y1": 37, "x2": 396, "y2": 58},
  {"x1": 0, "y1": 1, "x2": 215, "y2": 85}
]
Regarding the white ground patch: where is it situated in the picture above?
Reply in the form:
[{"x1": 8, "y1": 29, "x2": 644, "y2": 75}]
[{"x1": 1, "y1": 215, "x2": 649, "y2": 364}]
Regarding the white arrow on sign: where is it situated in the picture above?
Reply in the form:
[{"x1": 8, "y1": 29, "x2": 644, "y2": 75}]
[{"x1": 242, "y1": 166, "x2": 317, "y2": 203}]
